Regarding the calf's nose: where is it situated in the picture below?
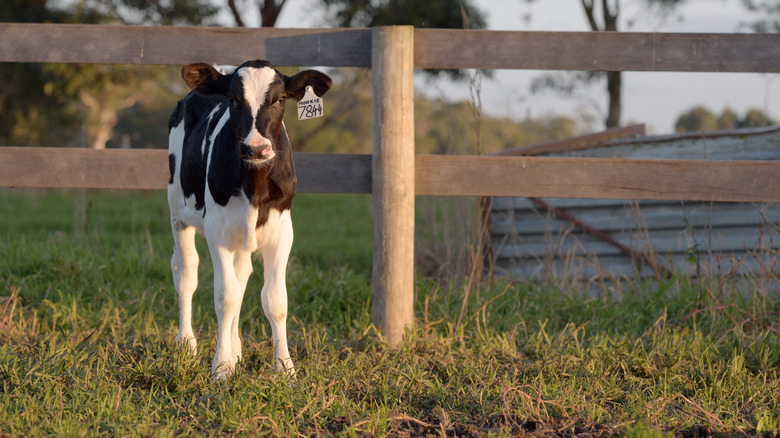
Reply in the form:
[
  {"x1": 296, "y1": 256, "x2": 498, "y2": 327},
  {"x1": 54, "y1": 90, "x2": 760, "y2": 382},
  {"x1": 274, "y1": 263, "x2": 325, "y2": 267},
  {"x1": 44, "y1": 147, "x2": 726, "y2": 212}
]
[
  {"x1": 243, "y1": 137, "x2": 274, "y2": 160},
  {"x1": 247, "y1": 137, "x2": 271, "y2": 148}
]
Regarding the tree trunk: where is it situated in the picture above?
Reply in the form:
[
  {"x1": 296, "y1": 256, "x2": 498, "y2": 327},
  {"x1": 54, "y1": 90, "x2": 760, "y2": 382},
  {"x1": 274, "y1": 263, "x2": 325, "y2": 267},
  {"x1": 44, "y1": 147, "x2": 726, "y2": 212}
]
[
  {"x1": 259, "y1": 0, "x2": 285, "y2": 27},
  {"x1": 79, "y1": 90, "x2": 135, "y2": 149},
  {"x1": 602, "y1": 0, "x2": 621, "y2": 128},
  {"x1": 606, "y1": 70, "x2": 622, "y2": 128}
]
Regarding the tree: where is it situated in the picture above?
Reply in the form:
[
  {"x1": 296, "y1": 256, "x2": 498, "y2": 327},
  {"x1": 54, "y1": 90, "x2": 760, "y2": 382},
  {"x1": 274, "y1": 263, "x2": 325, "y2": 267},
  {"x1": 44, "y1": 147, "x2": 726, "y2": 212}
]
[
  {"x1": 674, "y1": 106, "x2": 776, "y2": 132},
  {"x1": 674, "y1": 106, "x2": 719, "y2": 132},
  {"x1": 528, "y1": 0, "x2": 688, "y2": 129},
  {"x1": 66, "y1": 0, "x2": 218, "y2": 148},
  {"x1": 327, "y1": 0, "x2": 487, "y2": 79},
  {"x1": 718, "y1": 107, "x2": 738, "y2": 130},
  {"x1": 740, "y1": 108, "x2": 776, "y2": 128},
  {"x1": 0, "y1": 0, "x2": 84, "y2": 147},
  {"x1": 223, "y1": 0, "x2": 286, "y2": 27},
  {"x1": 3, "y1": 0, "x2": 220, "y2": 149},
  {"x1": 2, "y1": 0, "x2": 219, "y2": 148},
  {"x1": 320, "y1": 0, "x2": 485, "y2": 29},
  {"x1": 741, "y1": 0, "x2": 780, "y2": 32},
  {"x1": 73, "y1": 0, "x2": 217, "y2": 25}
]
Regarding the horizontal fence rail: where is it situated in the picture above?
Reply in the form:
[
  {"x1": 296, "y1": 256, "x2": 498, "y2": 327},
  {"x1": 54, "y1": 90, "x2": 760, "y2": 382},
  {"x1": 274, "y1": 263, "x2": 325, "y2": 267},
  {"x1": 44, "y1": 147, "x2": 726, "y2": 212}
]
[
  {"x1": 414, "y1": 30, "x2": 780, "y2": 72},
  {"x1": 0, "y1": 23, "x2": 372, "y2": 67},
  {"x1": 3, "y1": 23, "x2": 780, "y2": 72},
  {"x1": 415, "y1": 155, "x2": 780, "y2": 202},
  {"x1": 3, "y1": 147, "x2": 779, "y2": 203},
  {"x1": 0, "y1": 148, "x2": 373, "y2": 194}
]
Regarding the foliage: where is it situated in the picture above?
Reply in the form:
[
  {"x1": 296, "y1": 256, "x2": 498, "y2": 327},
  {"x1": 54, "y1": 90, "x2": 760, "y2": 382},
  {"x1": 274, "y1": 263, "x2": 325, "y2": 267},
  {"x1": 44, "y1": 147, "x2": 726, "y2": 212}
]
[
  {"x1": 320, "y1": 0, "x2": 487, "y2": 80},
  {"x1": 65, "y1": 0, "x2": 218, "y2": 25},
  {"x1": 742, "y1": 0, "x2": 780, "y2": 32},
  {"x1": 0, "y1": 0, "x2": 84, "y2": 147},
  {"x1": 674, "y1": 105, "x2": 777, "y2": 132},
  {"x1": 0, "y1": 0, "x2": 217, "y2": 149},
  {"x1": 742, "y1": 108, "x2": 777, "y2": 128},
  {"x1": 103, "y1": 66, "x2": 185, "y2": 149},
  {"x1": 321, "y1": 0, "x2": 486, "y2": 29},
  {"x1": 60, "y1": 0, "x2": 217, "y2": 148},
  {"x1": 1, "y1": 189, "x2": 779, "y2": 437},
  {"x1": 414, "y1": 97, "x2": 578, "y2": 155}
]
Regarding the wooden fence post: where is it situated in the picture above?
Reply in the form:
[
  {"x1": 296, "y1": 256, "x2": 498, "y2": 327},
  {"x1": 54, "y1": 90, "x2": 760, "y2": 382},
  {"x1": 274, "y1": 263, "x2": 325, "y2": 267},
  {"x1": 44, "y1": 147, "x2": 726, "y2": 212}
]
[{"x1": 371, "y1": 26, "x2": 415, "y2": 347}]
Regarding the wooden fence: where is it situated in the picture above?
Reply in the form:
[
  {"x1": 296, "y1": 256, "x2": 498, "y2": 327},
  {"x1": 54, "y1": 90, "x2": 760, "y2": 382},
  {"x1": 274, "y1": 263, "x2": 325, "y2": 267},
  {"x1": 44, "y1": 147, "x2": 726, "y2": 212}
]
[{"x1": 2, "y1": 23, "x2": 780, "y2": 346}]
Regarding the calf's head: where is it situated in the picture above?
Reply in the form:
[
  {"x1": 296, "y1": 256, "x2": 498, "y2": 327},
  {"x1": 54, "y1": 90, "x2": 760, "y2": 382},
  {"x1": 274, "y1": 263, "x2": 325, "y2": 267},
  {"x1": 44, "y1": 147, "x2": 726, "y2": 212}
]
[{"x1": 182, "y1": 60, "x2": 331, "y2": 165}]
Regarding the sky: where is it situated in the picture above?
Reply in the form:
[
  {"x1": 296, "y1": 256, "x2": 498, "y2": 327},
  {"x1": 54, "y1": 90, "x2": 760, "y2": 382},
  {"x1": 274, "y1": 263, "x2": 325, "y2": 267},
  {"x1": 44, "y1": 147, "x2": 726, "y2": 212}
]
[{"x1": 268, "y1": 0, "x2": 778, "y2": 134}]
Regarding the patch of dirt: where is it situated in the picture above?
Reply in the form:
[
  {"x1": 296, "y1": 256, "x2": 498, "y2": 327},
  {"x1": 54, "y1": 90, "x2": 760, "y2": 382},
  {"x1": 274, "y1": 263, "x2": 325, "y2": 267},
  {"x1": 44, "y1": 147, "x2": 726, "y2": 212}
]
[
  {"x1": 306, "y1": 416, "x2": 780, "y2": 438},
  {"x1": 675, "y1": 424, "x2": 780, "y2": 438},
  {"x1": 308, "y1": 414, "x2": 618, "y2": 437}
]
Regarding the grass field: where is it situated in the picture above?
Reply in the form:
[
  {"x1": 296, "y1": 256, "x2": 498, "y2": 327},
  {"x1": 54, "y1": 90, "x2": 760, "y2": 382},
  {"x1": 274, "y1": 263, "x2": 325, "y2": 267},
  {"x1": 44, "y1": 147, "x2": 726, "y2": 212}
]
[{"x1": 1, "y1": 189, "x2": 779, "y2": 437}]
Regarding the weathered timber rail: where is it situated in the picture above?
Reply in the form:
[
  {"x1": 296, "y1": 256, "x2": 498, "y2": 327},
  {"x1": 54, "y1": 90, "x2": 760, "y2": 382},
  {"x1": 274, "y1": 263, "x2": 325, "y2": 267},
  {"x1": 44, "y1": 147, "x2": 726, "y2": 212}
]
[
  {"x1": 3, "y1": 148, "x2": 779, "y2": 203},
  {"x1": 3, "y1": 24, "x2": 780, "y2": 72}
]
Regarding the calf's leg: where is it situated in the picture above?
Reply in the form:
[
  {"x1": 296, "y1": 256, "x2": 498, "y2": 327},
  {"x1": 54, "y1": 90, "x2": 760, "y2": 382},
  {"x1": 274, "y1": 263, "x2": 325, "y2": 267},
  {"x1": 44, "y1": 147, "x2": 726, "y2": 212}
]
[
  {"x1": 208, "y1": 244, "x2": 243, "y2": 379},
  {"x1": 260, "y1": 209, "x2": 295, "y2": 375},
  {"x1": 171, "y1": 222, "x2": 199, "y2": 354},
  {"x1": 231, "y1": 250, "x2": 253, "y2": 363}
]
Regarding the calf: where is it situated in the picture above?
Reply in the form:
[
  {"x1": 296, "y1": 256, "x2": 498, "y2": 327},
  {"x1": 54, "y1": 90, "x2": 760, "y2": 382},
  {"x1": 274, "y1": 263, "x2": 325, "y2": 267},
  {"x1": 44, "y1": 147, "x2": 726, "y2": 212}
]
[{"x1": 167, "y1": 60, "x2": 331, "y2": 379}]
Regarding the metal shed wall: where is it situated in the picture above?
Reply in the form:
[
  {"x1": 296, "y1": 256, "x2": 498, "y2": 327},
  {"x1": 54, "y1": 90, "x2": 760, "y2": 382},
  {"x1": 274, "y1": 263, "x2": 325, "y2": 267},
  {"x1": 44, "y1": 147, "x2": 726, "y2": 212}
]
[{"x1": 491, "y1": 128, "x2": 780, "y2": 282}]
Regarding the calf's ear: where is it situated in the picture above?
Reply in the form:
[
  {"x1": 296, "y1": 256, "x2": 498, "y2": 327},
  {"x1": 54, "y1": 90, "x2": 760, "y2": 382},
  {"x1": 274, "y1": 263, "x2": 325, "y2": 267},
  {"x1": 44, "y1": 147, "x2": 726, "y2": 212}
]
[
  {"x1": 284, "y1": 70, "x2": 332, "y2": 101},
  {"x1": 182, "y1": 63, "x2": 230, "y2": 95}
]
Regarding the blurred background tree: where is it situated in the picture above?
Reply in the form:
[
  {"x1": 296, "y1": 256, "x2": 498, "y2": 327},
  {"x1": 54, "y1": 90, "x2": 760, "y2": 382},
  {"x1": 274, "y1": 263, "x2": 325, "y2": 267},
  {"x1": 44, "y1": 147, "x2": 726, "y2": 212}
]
[
  {"x1": 1, "y1": 0, "x2": 216, "y2": 148},
  {"x1": 741, "y1": 0, "x2": 780, "y2": 32},
  {"x1": 0, "y1": 0, "x2": 81, "y2": 147},
  {"x1": 674, "y1": 105, "x2": 776, "y2": 132}
]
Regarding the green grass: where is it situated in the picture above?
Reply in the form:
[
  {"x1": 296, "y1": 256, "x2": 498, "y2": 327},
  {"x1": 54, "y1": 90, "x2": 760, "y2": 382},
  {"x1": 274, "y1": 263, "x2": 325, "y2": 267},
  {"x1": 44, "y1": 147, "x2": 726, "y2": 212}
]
[{"x1": 1, "y1": 189, "x2": 779, "y2": 437}]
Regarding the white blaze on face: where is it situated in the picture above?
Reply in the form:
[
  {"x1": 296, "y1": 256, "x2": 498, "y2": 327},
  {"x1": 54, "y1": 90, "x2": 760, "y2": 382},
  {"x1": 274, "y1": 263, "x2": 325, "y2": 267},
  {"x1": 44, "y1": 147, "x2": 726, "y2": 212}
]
[{"x1": 238, "y1": 66, "x2": 278, "y2": 157}]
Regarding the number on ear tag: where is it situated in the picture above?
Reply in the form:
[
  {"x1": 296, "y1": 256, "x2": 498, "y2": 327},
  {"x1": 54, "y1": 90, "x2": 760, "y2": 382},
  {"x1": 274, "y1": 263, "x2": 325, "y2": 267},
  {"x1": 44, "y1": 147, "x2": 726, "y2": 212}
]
[{"x1": 297, "y1": 86, "x2": 324, "y2": 121}]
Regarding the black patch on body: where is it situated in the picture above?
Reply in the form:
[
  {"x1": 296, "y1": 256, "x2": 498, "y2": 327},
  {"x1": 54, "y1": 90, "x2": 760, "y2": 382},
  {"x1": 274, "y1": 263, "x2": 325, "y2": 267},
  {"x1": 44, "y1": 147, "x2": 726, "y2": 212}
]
[
  {"x1": 168, "y1": 154, "x2": 176, "y2": 184},
  {"x1": 169, "y1": 100, "x2": 184, "y2": 132},
  {"x1": 177, "y1": 93, "x2": 226, "y2": 211},
  {"x1": 207, "y1": 126, "x2": 243, "y2": 206}
]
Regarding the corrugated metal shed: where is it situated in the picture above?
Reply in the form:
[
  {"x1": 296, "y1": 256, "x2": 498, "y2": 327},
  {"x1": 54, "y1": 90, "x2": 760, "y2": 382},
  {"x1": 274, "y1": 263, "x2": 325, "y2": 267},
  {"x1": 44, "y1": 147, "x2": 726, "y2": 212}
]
[{"x1": 491, "y1": 127, "x2": 780, "y2": 282}]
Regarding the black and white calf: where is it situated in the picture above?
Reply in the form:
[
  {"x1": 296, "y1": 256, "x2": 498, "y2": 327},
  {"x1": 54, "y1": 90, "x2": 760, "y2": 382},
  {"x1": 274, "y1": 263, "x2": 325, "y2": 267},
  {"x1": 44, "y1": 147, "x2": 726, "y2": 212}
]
[{"x1": 167, "y1": 60, "x2": 331, "y2": 379}]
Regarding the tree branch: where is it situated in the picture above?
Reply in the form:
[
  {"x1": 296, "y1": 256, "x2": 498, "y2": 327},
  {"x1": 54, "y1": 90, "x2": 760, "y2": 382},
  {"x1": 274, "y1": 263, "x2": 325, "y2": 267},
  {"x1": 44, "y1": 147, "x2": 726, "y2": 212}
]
[
  {"x1": 227, "y1": 0, "x2": 245, "y2": 27},
  {"x1": 580, "y1": 0, "x2": 600, "y2": 31},
  {"x1": 146, "y1": 0, "x2": 167, "y2": 18}
]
